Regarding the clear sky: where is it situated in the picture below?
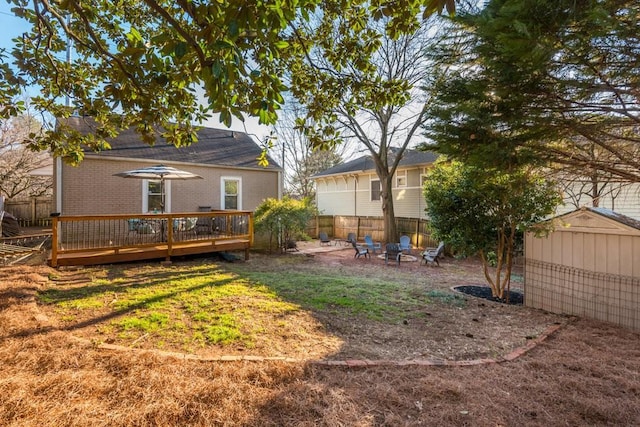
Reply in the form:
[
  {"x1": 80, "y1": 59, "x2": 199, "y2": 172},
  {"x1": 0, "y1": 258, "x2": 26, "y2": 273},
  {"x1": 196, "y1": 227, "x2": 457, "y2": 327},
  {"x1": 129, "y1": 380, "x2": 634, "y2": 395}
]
[
  {"x1": 0, "y1": 4, "x2": 30, "y2": 50},
  {"x1": 0, "y1": 4, "x2": 271, "y2": 140}
]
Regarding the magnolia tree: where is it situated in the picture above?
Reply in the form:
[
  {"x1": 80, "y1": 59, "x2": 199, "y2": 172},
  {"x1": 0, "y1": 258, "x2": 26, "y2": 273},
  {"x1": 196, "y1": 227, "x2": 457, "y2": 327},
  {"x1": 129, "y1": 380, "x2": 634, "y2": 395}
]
[
  {"x1": 3, "y1": 0, "x2": 455, "y2": 165},
  {"x1": 423, "y1": 159, "x2": 561, "y2": 300}
]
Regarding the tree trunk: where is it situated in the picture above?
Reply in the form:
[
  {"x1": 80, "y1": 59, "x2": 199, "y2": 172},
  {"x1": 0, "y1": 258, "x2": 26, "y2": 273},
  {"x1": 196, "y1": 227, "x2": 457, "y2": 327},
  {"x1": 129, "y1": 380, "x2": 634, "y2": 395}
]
[
  {"x1": 480, "y1": 227, "x2": 517, "y2": 301},
  {"x1": 591, "y1": 174, "x2": 600, "y2": 207},
  {"x1": 379, "y1": 172, "x2": 397, "y2": 243}
]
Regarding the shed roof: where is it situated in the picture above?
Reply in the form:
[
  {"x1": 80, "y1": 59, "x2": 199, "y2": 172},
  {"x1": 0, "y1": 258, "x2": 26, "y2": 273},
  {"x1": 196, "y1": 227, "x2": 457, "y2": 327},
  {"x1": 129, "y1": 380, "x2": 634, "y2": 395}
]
[
  {"x1": 60, "y1": 116, "x2": 280, "y2": 170},
  {"x1": 312, "y1": 148, "x2": 437, "y2": 178},
  {"x1": 551, "y1": 206, "x2": 640, "y2": 235}
]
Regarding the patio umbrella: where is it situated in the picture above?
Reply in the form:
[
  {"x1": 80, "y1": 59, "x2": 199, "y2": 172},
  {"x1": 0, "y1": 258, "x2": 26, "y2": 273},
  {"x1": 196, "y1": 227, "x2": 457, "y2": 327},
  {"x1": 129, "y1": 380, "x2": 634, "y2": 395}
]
[{"x1": 114, "y1": 164, "x2": 203, "y2": 213}]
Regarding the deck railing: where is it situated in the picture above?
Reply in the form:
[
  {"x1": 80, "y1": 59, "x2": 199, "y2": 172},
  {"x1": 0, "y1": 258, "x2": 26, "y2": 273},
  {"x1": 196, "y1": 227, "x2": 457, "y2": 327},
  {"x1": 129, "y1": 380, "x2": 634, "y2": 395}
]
[{"x1": 50, "y1": 211, "x2": 253, "y2": 266}]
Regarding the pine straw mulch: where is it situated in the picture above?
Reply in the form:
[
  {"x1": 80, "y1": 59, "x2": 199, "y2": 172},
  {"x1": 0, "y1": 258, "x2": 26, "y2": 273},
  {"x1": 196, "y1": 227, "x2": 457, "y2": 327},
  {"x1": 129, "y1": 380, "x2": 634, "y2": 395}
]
[{"x1": 1, "y1": 253, "x2": 639, "y2": 426}]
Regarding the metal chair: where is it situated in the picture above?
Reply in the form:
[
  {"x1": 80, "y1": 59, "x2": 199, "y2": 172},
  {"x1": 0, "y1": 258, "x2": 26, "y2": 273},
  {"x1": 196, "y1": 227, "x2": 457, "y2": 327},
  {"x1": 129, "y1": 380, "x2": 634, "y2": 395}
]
[{"x1": 384, "y1": 243, "x2": 402, "y2": 266}]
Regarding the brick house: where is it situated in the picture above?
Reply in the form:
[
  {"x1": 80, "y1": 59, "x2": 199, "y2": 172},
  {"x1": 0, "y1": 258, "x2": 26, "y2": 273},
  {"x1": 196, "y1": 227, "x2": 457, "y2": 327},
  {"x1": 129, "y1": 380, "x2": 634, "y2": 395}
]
[{"x1": 54, "y1": 117, "x2": 282, "y2": 215}]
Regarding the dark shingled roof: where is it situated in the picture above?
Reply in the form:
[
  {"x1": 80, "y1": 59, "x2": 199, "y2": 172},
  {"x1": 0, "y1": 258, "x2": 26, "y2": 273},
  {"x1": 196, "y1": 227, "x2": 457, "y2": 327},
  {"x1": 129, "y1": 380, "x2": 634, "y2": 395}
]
[
  {"x1": 61, "y1": 116, "x2": 280, "y2": 169},
  {"x1": 312, "y1": 148, "x2": 438, "y2": 178}
]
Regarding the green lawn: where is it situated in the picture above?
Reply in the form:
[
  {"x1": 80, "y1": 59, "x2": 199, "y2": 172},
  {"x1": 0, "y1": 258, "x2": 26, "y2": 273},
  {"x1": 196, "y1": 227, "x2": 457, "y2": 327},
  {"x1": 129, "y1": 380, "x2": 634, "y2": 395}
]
[{"x1": 38, "y1": 256, "x2": 460, "y2": 352}]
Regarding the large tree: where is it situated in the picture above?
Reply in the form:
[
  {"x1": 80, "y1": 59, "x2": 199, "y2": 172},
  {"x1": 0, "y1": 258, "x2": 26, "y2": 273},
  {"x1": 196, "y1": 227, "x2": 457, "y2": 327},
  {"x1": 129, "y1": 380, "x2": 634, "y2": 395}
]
[
  {"x1": 287, "y1": 7, "x2": 452, "y2": 242},
  {"x1": 423, "y1": 0, "x2": 640, "y2": 182},
  {"x1": 423, "y1": 159, "x2": 561, "y2": 300},
  {"x1": 0, "y1": 112, "x2": 51, "y2": 199},
  {"x1": 270, "y1": 102, "x2": 347, "y2": 200},
  {"x1": 4, "y1": 0, "x2": 455, "y2": 165}
]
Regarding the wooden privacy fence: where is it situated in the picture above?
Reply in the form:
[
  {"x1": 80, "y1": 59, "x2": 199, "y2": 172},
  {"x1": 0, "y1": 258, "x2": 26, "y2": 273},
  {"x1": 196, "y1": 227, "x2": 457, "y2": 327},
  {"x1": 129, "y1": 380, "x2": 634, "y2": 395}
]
[
  {"x1": 307, "y1": 215, "x2": 438, "y2": 249},
  {"x1": 3, "y1": 197, "x2": 53, "y2": 227}
]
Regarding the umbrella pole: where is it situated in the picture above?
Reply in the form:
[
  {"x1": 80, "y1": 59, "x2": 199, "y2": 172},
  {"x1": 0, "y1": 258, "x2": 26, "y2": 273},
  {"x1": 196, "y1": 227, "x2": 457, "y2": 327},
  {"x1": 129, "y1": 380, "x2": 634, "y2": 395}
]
[{"x1": 161, "y1": 178, "x2": 165, "y2": 213}]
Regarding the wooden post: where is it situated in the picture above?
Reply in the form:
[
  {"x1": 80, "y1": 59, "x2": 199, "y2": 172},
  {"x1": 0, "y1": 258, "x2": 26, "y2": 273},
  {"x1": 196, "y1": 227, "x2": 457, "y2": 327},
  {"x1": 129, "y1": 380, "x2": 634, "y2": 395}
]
[
  {"x1": 166, "y1": 214, "x2": 173, "y2": 261},
  {"x1": 248, "y1": 212, "x2": 254, "y2": 247},
  {"x1": 31, "y1": 198, "x2": 37, "y2": 225},
  {"x1": 51, "y1": 216, "x2": 58, "y2": 267},
  {"x1": 333, "y1": 215, "x2": 336, "y2": 238}
]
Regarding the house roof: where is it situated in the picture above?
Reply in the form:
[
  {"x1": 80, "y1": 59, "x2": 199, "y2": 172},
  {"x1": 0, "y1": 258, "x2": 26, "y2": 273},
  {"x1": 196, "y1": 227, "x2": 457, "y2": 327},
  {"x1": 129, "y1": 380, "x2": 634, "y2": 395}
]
[
  {"x1": 311, "y1": 148, "x2": 438, "y2": 178},
  {"x1": 61, "y1": 116, "x2": 280, "y2": 170}
]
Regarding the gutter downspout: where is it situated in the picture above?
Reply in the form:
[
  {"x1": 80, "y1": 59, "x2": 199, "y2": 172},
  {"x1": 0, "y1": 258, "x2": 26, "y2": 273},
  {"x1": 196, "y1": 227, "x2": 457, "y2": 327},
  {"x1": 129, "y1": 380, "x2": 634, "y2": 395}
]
[
  {"x1": 55, "y1": 157, "x2": 62, "y2": 213},
  {"x1": 352, "y1": 174, "x2": 358, "y2": 216},
  {"x1": 59, "y1": 13, "x2": 71, "y2": 215}
]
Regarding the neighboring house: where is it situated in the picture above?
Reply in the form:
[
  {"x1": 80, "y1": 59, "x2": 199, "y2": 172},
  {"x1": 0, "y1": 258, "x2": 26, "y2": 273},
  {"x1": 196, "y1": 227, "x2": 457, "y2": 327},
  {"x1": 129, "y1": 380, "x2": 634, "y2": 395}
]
[
  {"x1": 54, "y1": 117, "x2": 282, "y2": 215},
  {"x1": 311, "y1": 149, "x2": 437, "y2": 219},
  {"x1": 555, "y1": 179, "x2": 640, "y2": 221}
]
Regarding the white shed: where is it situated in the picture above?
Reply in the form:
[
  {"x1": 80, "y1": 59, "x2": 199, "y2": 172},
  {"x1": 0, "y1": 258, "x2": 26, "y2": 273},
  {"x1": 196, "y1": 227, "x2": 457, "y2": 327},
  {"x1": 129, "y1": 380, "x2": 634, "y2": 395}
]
[{"x1": 525, "y1": 207, "x2": 640, "y2": 330}]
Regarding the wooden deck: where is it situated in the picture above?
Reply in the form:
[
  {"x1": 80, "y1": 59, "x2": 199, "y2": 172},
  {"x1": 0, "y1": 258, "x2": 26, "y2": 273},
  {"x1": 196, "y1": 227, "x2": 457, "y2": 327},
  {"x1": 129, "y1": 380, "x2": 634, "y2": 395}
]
[
  {"x1": 50, "y1": 239, "x2": 251, "y2": 266},
  {"x1": 48, "y1": 211, "x2": 253, "y2": 267}
]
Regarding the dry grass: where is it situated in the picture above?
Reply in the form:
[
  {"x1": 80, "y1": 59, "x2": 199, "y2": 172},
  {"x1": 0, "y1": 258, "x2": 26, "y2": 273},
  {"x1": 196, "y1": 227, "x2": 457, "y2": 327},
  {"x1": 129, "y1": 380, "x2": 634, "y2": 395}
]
[{"x1": 1, "y1": 254, "x2": 639, "y2": 426}]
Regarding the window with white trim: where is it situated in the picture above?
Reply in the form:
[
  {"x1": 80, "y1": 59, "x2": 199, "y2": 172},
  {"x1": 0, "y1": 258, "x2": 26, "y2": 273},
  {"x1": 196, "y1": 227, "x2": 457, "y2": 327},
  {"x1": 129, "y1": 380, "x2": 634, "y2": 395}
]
[
  {"x1": 396, "y1": 170, "x2": 407, "y2": 187},
  {"x1": 143, "y1": 179, "x2": 170, "y2": 213},
  {"x1": 420, "y1": 174, "x2": 428, "y2": 187},
  {"x1": 370, "y1": 179, "x2": 381, "y2": 201},
  {"x1": 221, "y1": 177, "x2": 242, "y2": 210}
]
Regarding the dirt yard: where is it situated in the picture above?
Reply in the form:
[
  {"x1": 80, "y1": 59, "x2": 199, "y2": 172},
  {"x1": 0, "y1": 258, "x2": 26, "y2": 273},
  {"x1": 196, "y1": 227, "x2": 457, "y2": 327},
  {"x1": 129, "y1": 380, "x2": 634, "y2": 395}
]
[
  {"x1": 0, "y1": 245, "x2": 639, "y2": 426},
  {"x1": 238, "y1": 243, "x2": 565, "y2": 362}
]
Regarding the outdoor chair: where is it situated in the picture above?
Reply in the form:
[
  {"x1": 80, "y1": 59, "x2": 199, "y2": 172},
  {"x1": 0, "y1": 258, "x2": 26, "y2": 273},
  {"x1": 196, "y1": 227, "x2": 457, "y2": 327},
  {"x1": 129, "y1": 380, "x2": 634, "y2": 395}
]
[
  {"x1": 126, "y1": 218, "x2": 159, "y2": 244},
  {"x1": 284, "y1": 239, "x2": 299, "y2": 252},
  {"x1": 421, "y1": 241, "x2": 445, "y2": 266},
  {"x1": 399, "y1": 235, "x2": 411, "y2": 254},
  {"x1": 212, "y1": 216, "x2": 226, "y2": 235},
  {"x1": 384, "y1": 243, "x2": 402, "y2": 266},
  {"x1": 174, "y1": 217, "x2": 197, "y2": 237},
  {"x1": 346, "y1": 232, "x2": 357, "y2": 245},
  {"x1": 351, "y1": 240, "x2": 370, "y2": 259},
  {"x1": 364, "y1": 235, "x2": 382, "y2": 254},
  {"x1": 195, "y1": 216, "x2": 213, "y2": 235},
  {"x1": 319, "y1": 231, "x2": 331, "y2": 246},
  {"x1": 130, "y1": 219, "x2": 157, "y2": 235},
  {"x1": 127, "y1": 218, "x2": 141, "y2": 234}
]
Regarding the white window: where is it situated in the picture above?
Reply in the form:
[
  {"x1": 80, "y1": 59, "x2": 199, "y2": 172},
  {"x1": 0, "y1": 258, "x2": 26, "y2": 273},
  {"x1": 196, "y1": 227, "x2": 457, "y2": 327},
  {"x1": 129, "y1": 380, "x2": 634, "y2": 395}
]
[
  {"x1": 370, "y1": 179, "x2": 381, "y2": 201},
  {"x1": 142, "y1": 179, "x2": 171, "y2": 213},
  {"x1": 396, "y1": 170, "x2": 407, "y2": 187},
  {"x1": 420, "y1": 174, "x2": 428, "y2": 187},
  {"x1": 221, "y1": 177, "x2": 242, "y2": 210}
]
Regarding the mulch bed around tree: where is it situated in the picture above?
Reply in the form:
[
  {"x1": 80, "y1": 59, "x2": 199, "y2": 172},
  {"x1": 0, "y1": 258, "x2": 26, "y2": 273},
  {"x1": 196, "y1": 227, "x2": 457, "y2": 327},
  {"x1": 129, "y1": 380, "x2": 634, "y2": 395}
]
[{"x1": 454, "y1": 285, "x2": 524, "y2": 305}]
